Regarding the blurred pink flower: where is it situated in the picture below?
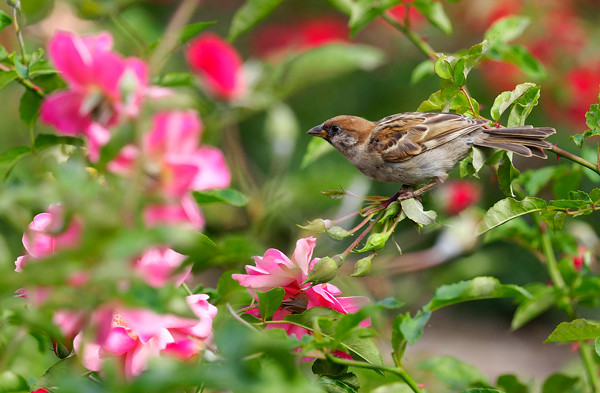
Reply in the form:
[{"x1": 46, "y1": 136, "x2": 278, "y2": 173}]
[
  {"x1": 185, "y1": 33, "x2": 245, "y2": 100},
  {"x1": 233, "y1": 237, "x2": 369, "y2": 339},
  {"x1": 134, "y1": 246, "x2": 191, "y2": 288},
  {"x1": 19, "y1": 204, "x2": 81, "y2": 262},
  {"x1": 73, "y1": 295, "x2": 217, "y2": 377},
  {"x1": 40, "y1": 31, "x2": 149, "y2": 135},
  {"x1": 114, "y1": 111, "x2": 230, "y2": 229}
]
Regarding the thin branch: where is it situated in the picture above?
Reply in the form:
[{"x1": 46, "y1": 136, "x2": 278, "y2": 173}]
[
  {"x1": 551, "y1": 145, "x2": 600, "y2": 175},
  {"x1": 381, "y1": 13, "x2": 435, "y2": 59},
  {"x1": 149, "y1": 0, "x2": 201, "y2": 74}
]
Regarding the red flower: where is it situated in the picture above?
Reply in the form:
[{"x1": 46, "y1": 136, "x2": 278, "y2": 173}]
[
  {"x1": 251, "y1": 17, "x2": 348, "y2": 58},
  {"x1": 387, "y1": 3, "x2": 426, "y2": 30},
  {"x1": 441, "y1": 180, "x2": 481, "y2": 216},
  {"x1": 185, "y1": 33, "x2": 244, "y2": 100},
  {"x1": 564, "y1": 64, "x2": 600, "y2": 129}
]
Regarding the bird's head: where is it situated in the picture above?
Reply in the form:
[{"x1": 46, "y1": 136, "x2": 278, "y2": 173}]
[{"x1": 307, "y1": 115, "x2": 374, "y2": 151}]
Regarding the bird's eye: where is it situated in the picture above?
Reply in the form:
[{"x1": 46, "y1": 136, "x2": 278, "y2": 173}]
[{"x1": 331, "y1": 125, "x2": 340, "y2": 133}]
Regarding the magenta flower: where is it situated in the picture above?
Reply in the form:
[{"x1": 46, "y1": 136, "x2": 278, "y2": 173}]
[
  {"x1": 112, "y1": 111, "x2": 230, "y2": 229},
  {"x1": 185, "y1": 33, "x2": 245, "y2": 100},
  {"x1": 40, "y1": 31, "x2": 149, "y2": 135},
  {"x1": 17, "y1": 204, "x2": 81, "y2": 265},
  {"x1": 72, "y1": 295, "x2": 217, "y2": 377},
  {"x1": 232, "y1": 237, "x2": 370, "y2": 339},
  {"x1": 133, "y1": 246, "x2": 191, "y2": 288}
]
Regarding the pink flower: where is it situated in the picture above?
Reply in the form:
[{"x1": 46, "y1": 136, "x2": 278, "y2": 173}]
[
  {"x1": 73, "y1": 295, "x2": 217, "y2": 377},
  {"x1": 40, "y1": 31, "x2": 149, "y2": 135},
  {"x1": 134, "y1": 246, "x2": 191, "y2": 288},
  {"x1": 21, "y1": 205, "x2": 81, "y2": 259},
  {"x1": 232, "y1": 237, "x2": 369, "y2": 340},
  {"x1": 185, "y1": 33, "x2": 244, "y2": 100},
  {"x1": 113, "y1": 111, "x2": 230, "y2": 229}
]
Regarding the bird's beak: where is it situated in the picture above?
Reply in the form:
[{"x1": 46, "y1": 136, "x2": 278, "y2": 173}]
[{"x1": 307, "y1": 124, "x2": 327, "y2": 138}]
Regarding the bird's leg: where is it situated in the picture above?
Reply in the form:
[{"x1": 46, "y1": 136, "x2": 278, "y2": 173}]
[{"x1": 394, "y1": 177, "x2": 446, "y2": 203}]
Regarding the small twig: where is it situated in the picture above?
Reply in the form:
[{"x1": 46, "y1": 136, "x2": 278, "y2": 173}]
[
  {"x1": 149, "y1": 0, "x2": 201, "y2": 74},
  {"x1": 325, "y1": 354, "x2": 423, "y2": 393},
  {"x1": 381, "y1": 13, "x2": 435, "y2": 59},
  {"x1": 226, "y1": 303, "x2": 259, "y2": 331},
  {"x1": 341, "y1": 214, "x2": 379, "y2": 257},
  {"x1": 550, "y1": 145, "x2": 600, "y2": 175}
]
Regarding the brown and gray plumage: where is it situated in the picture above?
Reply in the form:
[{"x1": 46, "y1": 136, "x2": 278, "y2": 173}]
[{"x1": 307, "y1": 112, "x2": 555, "y2": 199}]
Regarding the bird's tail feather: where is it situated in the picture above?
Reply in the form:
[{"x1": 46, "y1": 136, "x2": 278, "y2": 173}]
[{"x1": 476, "y1": 126, "x2": 555, "y2": 159}]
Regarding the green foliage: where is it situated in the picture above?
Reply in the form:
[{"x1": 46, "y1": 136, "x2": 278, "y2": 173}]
[
  {"x1": 229, "y1": 0, "x2": 285, "y2": 41},
  {"x1": 257, "y1": 287, "x2": 285, "y2": 321},
  {"x1": 545, "y1": 319, "x2": 600, "y2": 343},
  {"x1": 418, "y1": 356, "x2": 488, "y2": 390},
  {"x1": 571, "y1": 93, "x2": 600, "y2": 148},
  {"x1": 192, "y1": 188, "x2": 250, "y2": 207}
]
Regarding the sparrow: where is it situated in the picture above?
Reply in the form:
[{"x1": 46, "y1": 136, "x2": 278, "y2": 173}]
[{"x1": 307, "y1": 112, "x2": 555, "y2": 200}]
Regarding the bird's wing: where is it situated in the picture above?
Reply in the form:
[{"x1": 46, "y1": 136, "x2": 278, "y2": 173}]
[{"x1": 370, "y1": 112, "x2": 489, "y2": 163}]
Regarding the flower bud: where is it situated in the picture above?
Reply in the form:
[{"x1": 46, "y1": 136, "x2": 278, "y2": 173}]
[
  {"x1": 354, "y1": 231, "x2": 391, "y2": 253},
  {"x1": 326, "y1": 225, "x2": 351, "y2": 240},
  {"x1": 306, "y1": 257, "x2": 338, "y2": 284},
  {"x1": 350, "y1": 255, "x2": 373, "y2": 277},
  {"x1": 298, "y1": 218, "x2": 331, "y2": 233}
]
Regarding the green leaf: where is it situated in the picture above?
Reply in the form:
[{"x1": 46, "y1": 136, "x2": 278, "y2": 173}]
[
  {"x1": 257, "y1": 287, "x2": 285, "y2": 321},
  {"x1": 418, "y1": 355, "x2": 488, "y2": 390},
  {"x1": 507, "y1": 83, "x2": 541, "y2": 127},
  {"x1": 349, "y1": 0, "x2": 401, "y2": 36},
  {"x1": 0, "y1": 145, "x2": 31, "y2": 179},
  {"x1": 413, "y1": 0, "x2": 452, "y2": 35},
  {"x1": 539, "y1": 210, "x2": 566, "y2": 232},
  {"x1": 154, "y1": 72, "x2": 194, "y2": 87},
  {"x1": 400, "y1": 198, "x2": 437, "y2": 226},
  {"x1": 545, "y1": 319, "x2": 600, "y2": 342},
  {"x1": 496, "y1": 374, "x2": 529, "y2": 393},
  {"x1": 324, "y1": 0, "x2": 354, "y2": 15},
  {"x1": 19, "y1": 89, "x2": 43, "y2": 126},
  {"x1": 541, "y1": 374, "x2": 580, "y2": 393},
  {"x1": 489, "y1": 44, "x2": 546, "y2": 80},
  {"x1": 0, "y1": 371, "x2": 29, "y2": 392},
  {"x1": 572, "y1": 101, "x2": 600, "y2": 148},
  {"x1": 497, "y1": 152, "x2": 520, "y2": 197},
  {"x1": 490, "y1": 82, "x2": 538, "y2": 122},
  {"x1": 454, "y1": 40, "x2": 492, "y2": 86},
  {"x1": 284, "y1": 308, "x2": 382, "y2": 366},
  {"x1": 424, "y1": 277, "x2": 530, "y2": 312},
  {"x1": 229, "y1": 0, "x2": 285, "y2": 41},
  {"x1": 192, "y1": 188, "x2": 249, "y2": 207},
  {"x1": 411, "y1": 59, "x2": 434, "y2": 84},
  {"x1": 179, "y1": 21, "x2": 216, "y2": 44},
  {"x1": 34, "y1": 134, "x2": 84, "y2": 150},
  {"x1": 595, "y1": 337, "x2": 600, "y2": 357},
  {"x1": 461, "y1": 390, "x2": 503, "y2": 393},
  {"x1": 318, "y1": 373, "x2": 360, "y2": 393},
  {"x1": 13, "y1": 56, "x2": 28, "y2": 79},
  {"x1": 478, "y1": 196, "x2": 547, "y2": 235},
  {"x1": 301, "y1": 136, "x2": 333, "y2": 169},
  {"x1": 511, "y1": 284, "x2": 557, "y2": 329},
  {"x1": 0, "y1": 70, "x2": 17, "y2": 90},
  {"x1": 434, "y1": 56, "x2": 454, "y2": 80},
  {"x1": 274, "y1": 44, "x2": 384, "y2": 97},
  {"x1": 484, "y1": 16, "x2": 530, "y2": 44},
  {"x1": 400, "y1": 310, "x2": 431, "y2": 345},
  {"x1": 0, "y1": 11, "x2": 12, "y2": 31}
]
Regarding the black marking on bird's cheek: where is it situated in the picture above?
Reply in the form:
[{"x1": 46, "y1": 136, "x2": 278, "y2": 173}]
[{"x1": 334, "y1": 132, "x2": 358, "y2": 149}]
